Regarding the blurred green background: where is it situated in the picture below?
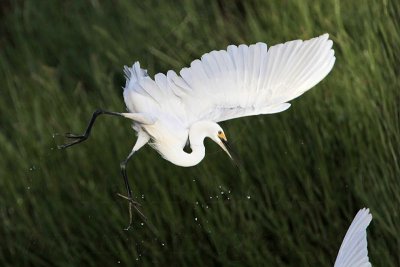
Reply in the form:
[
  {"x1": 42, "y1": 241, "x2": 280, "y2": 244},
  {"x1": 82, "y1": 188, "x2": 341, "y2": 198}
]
[{"x1": 0, "y1": 0, "x2": 399, "y2": 266}]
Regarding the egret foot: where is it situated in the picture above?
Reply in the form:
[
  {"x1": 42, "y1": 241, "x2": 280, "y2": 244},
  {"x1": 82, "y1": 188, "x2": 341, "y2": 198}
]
[
  {"x1": 58, "y1": 133, "x2": 88, "y2": 149},
  {"x1": 117, "y1": 193, "x2": 146, "y2": 230}
]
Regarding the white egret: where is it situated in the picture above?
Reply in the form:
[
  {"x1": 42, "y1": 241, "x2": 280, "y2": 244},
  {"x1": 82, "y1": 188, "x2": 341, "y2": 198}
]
[
  {"x1": 59, "y1": 34, "x2": 335, "y2": 225},
  {"x1": 334, "y1": 208, "x2": 372, "y2": 267}
]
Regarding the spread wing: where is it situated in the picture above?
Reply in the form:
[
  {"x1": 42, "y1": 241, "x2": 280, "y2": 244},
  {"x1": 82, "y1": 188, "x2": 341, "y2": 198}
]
[
  {"x1": 334, "y1": 208, "x2": 373, "y2": 267},
  {"x1": 123, "y1": 34, "x2": 335, "y2": 128},
  {"x1": 173, "y1": 33, "x2": 335, "y2": 124}
]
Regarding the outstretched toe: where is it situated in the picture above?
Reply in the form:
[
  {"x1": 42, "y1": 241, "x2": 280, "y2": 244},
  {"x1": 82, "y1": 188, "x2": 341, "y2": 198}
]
[
  {"x1": 57, "y1": 133, "x2": 88, "y2": 149},
  {"x1": 117, "y1": 193, "x2": 147, "y2": 227},
  {"x1": 65, "y1": 133, "x2": 85, "y2": 139},
  {"x1": 117, "y1": 193, "x2": 143, "y2": 207}
]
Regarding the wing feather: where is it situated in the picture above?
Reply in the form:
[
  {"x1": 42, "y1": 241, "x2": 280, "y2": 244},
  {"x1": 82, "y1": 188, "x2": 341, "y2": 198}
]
[
  {"x1": 334, "y1": 208, "x2": 372, "y2": 267},
  {"x1": 123, "y1": 34, "x2": 335, "y2": 128}
]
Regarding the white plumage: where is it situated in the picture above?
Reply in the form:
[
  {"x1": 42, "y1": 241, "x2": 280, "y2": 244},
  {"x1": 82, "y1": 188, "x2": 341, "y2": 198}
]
[
  {"x1": 121, "y1": 33, "x2": 335, "y2": 166},
  {"x1": 60, "y1": 34, "x2": 335, "y2": 224},
  {"x1": 334, "y1": 208, "x2": 373, "y2": 267}
]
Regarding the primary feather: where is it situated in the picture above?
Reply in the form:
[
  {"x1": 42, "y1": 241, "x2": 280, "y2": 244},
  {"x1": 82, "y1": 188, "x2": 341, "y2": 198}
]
[{"x1": 334, "y1": 208, "x2": 373, "y2": 267}]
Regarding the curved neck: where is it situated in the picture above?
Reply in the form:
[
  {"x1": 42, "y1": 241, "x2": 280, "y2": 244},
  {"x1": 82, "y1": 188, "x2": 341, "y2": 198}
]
[
  {"x1": 161, "y1": 121, "x2": 214, "y2": 167},
  {"x1": 174, "y1": 143, "x2": 205, "y2": 167},
  {"x1": 165, "y1": 141, "x2": 205, "y2": 168}
]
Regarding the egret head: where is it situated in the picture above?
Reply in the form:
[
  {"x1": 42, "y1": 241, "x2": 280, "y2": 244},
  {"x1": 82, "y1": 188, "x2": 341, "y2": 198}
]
[
  {"x1": 200, "y1": 122, "x2": 235, "y2": 161},
  {"x1": 189, "y1": 121, "x2": 236, "y2": 164}
]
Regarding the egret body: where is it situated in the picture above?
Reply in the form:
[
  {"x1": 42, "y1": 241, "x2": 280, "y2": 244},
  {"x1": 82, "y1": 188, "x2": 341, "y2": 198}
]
[{"x1": 60, "y1": 34, "x2": 335, "y2": 226}]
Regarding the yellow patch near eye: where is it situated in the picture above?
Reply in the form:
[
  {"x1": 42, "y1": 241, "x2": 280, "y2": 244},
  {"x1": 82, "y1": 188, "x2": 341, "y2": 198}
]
[{"x1": 218, "y1": 132, "x2": 227, "y2": 141}]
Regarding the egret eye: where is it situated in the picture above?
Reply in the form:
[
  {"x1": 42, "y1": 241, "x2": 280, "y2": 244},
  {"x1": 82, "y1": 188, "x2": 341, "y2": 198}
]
[{"x1": 217, "y1": 130, "x2": 226, "y2": 141}]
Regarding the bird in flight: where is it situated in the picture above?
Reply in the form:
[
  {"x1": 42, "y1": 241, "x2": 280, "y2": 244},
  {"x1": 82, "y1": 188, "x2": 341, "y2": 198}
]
[
  {"x1": 59, "y1": 34, "x2": 335, "y2": 227},
  {"x1": 334, "y1": 208, "x2": 372, "y2": 267}
]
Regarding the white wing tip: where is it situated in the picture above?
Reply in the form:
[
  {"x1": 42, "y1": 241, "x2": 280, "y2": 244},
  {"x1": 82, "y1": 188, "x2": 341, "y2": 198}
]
[
  {"x1": 320, "y1": 33, "x2": 330, "y2": 39},
  {"x1": 334, "y1": 208, "x2": 373, "y2": 267},
  {"x1": 357, "y1": 208, "x2": 373, "y2": 223},
  {"x1": 310, "y1": 33, "x2": 333, "y2": 48}
]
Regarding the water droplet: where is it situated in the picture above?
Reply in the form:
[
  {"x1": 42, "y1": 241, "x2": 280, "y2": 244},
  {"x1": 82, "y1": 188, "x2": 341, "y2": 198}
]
[
  {"x1": 162, "y1": 243, "x2": 165, "y2": 246},
  {"x1": 195, "y1": 201, "x2": 199, "y2": 205},
  {"x1": 117, "y1": 261, "x2": 121, "y2": 264},
  {"x1": 141, "y1": 194, "x2": 145, "y2": 199},
  {"x1": 247, "y1": 195, "x2": 251, "y2": 199},
  {"x1": 140, "y1": 222, "x2": 144, "y2": 226},
  {"x1": 221, "y1": 191, "x2": 224, "y2": 194},
  {"x1": 194, "y1": 217, "x2": 198, "y2": 221},
  {"x1": 228, "y1": 190, "x2": 231, "y2": 194},
  {"x1": 27, "y1": 187, "x2": 30, "y2": 190},
  {"x1": 209, "y1": 196, "x2": 212, "y2": 199}
]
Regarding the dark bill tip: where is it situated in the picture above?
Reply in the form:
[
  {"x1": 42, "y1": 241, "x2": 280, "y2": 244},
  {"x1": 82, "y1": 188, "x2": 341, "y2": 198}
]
[{"x1": 220, "y1": 139, "x2": 242, "y2": 170}]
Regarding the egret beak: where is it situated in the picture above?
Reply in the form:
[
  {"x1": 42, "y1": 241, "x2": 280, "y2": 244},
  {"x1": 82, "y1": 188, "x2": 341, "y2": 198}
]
[
  {"x1": 218, "y1": 138, "x2": 241, "y2": 169},
  {"x1": 218, "y1": 138, "x2": 234, "y2": 160},
  {"x1": 217, "y1": 132, "x2": 239, "y2": 167}
]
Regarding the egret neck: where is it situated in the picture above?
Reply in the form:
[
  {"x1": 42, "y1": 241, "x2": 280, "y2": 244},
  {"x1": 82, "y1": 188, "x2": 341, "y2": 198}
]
[{"x1": 165, "y1": 121, "x2": 222, "y2": 167}]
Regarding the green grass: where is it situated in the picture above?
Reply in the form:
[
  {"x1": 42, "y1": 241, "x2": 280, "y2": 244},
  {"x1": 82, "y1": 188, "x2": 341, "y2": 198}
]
[{"x1": 0, "y1": 0, "x2": 399, "y2": 266}]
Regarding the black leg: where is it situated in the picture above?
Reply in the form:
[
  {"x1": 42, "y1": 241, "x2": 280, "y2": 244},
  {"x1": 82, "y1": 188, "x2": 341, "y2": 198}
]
[
  {"x1": 120, "y1": 150, "x2": 135, "y2": 201},
  {"x1": 58, "y1": 109, "x2": 122, "y2": 149},
  {"x1": 117, "y1": 149, "x2": 147, "y2": 230},
  {"x1": 59, "y1": 109, "x2": 146, "y2": 228}
]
